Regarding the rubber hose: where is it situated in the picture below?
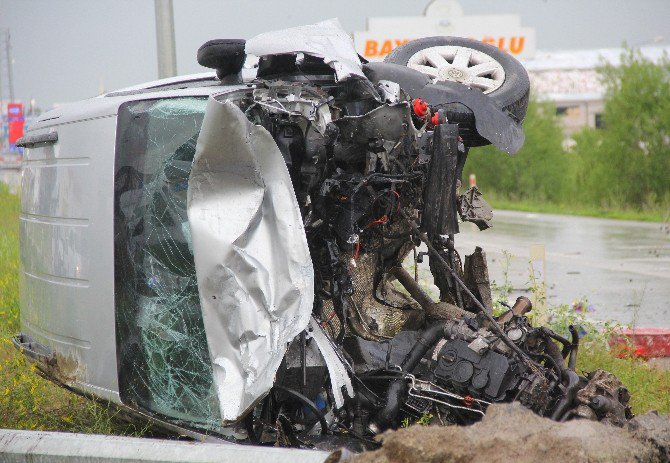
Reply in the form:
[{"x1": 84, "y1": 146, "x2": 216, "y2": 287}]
[
  {"x1": 370, "y1": 322, "x2": 446, "y2": 432},
  {"x1": 273, "y1": 385, "x2": 329, "y2": 435}
]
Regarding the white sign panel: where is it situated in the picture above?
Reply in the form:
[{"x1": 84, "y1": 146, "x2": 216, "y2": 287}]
[{"x1": 353, "y1": 0, "x2": 536, "y2": 61}]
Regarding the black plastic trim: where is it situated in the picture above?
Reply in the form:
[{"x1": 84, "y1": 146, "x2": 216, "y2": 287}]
[
  {"x1": 12, "y1": 333, "x2": 57, "y2": 366},
  {"x1": 15, "y1": 132, "x2": 58, "y2": 148}
]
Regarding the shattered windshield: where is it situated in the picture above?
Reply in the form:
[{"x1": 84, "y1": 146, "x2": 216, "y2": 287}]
[{"x1": 113, "y1": 97, "x2": 220, "y2": 430}]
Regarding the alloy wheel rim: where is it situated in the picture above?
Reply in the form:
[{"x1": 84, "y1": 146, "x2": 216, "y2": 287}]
[{"x1": 406, "y1": 45, "x2": 506, "y2": 94}]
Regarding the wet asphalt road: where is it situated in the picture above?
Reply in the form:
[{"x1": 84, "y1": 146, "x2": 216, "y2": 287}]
[
  {"x1": 447, "y1": 210, "x2": 670, "y2": 328},
  {"x1": 2, "y1": 168, "x2": 668, "y2": 326}
]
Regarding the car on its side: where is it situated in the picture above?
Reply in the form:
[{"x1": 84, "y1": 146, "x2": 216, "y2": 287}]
[{"x1": 16, "y1": 20, "x2": 628, "y2": 452}]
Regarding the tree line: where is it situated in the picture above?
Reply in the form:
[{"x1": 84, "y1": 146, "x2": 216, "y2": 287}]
[{"x1": 465, "y1": 49, "x2": 670, "y2": 216}]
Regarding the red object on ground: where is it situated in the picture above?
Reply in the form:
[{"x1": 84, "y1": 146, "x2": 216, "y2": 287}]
[
  {"x1": 412, "y1": 98, "x2": 428, "y2": 118},
  {"x1": 608, "y1": 327, "x2": 670, "y2": 359},
  {"x1": 430, "y1": 112, "x2": 440, "y2": 126}
]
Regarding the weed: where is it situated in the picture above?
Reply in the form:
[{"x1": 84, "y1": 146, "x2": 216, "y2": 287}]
[
  {"x1": 417, "y1": 413, "x2": 433, "y2": 426},
  {"x1": 490, "y1": 250, "x2": 513, "y2": 316}
]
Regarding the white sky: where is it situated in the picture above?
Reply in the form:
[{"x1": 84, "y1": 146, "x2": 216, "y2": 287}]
[{"x1": 1, "y1": 0, "x2": 669, "y2": 109}]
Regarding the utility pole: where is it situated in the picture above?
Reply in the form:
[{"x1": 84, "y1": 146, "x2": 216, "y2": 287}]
[
  {"x1": 0, "y1": 33, "x2": 3, "y2": 112},
  {"x1": 154, "y1": 0, "x2": 177, "y2": 79},
  {"x1": 5, "y1": 30, "x2": 14, "y2": 102}
]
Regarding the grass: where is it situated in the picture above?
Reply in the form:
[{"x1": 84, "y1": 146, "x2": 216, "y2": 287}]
[
  {"x1": 0, "y1": 183, "x2": 147, "y2": 435},
  {"x1": 487, "y1": 194, "x2": 670, "y2": 223},
  {"x1": 0, "y1": 183, "x2": 667, "y2": 434}
]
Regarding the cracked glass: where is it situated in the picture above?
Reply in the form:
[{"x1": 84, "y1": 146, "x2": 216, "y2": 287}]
[{"x1": 113, "y1": 97, "x2": 220, "y2": 430}]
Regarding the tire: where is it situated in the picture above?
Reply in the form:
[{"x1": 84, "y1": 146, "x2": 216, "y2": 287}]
[{"x1": 384, "y1": 36, "x2": 530, "y2": 125}]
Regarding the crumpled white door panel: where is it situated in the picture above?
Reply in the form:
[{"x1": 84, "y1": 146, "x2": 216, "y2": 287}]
[{"x1": 187, "y1": 97, "x2": 314, "y2": 422}]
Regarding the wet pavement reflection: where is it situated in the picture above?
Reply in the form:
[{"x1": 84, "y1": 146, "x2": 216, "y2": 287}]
[{"x1": 451, "y1": 210, "x2": 670, "y2": 327}]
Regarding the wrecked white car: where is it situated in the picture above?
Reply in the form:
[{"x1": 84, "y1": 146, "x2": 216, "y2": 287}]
[{"x1": 15, "y1": 20, "x2": 631, "y2": 450}]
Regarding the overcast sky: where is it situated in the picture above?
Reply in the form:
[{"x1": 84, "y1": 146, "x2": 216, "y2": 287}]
[{"x1": 1, "y1": 0, "x2": 669, "y2": 109}]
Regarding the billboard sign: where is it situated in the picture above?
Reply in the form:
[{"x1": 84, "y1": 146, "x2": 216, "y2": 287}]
[
  {"x1": 7, "y1": 103, "x2": 25, "y2": 152},
  {"x1": 353, "y1": 0, "x2": 536, "y2": 61}
]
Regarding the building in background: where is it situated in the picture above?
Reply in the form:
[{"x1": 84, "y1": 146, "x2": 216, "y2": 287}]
[{"x1": 526, "y1": 45, "x2": 670, "y2": 134}]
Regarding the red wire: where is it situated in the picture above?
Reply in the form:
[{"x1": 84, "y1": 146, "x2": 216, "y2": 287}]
[
  {"x1": 320, "y1": 310, "x2": 338, "y2": 328},
  {"x1": 365, "y1": 215, "x2": 388, "y2": 229},
  {"x1": 391, "y1": 190, "x2": 401, "y2": 211},
  {"x1": 356, "y1": 190, "x2": 401, "y2": 261}
]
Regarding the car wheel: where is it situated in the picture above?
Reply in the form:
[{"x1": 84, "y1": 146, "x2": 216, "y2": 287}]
[{"x1": 384, "y1": 36, "x2": 530, "y2": 129}]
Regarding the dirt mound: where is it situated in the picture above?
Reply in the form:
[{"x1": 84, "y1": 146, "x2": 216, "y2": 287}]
[
  {"x1": 630, "y1": 411, "x2": 670, "y2": 461},
  {"x1": 351, "y1": 403, "x2": 668, "y2": 463}
]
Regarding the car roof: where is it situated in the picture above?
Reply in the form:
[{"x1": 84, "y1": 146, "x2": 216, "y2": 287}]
[
  {"x1": 107, "y1": 72, "x2": 219, "y2": 94},
  {"x1": 103, "y1": 67, "x2": 259, "y2": 97}
]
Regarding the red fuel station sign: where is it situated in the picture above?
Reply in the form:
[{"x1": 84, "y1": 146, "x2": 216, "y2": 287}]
[{"x1": 7, "y1": 102, "x2": 25, "y2": 150}]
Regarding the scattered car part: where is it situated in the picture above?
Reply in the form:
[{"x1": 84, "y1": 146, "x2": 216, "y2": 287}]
[{"x1": 459, "y1": 186, "x2": 493, "y2": 230}]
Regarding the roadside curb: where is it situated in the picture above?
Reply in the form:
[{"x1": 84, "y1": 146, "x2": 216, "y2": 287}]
[{"x1": 0, "y1": 429, "x2": 331, "y2": 463}]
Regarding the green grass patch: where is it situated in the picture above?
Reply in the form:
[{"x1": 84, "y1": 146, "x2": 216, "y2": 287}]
[{"x1": 487, "y1": 194, "x2": 670, "y2": 223}]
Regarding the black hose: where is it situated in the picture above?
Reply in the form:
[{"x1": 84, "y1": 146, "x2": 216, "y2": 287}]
[
  {"x1": 529, "y1": 353, "x2": 562, "y2": 382},
  {"x1": 369, "y1": 322, "x2": 446, "y2": 433},
  {"x1": 568, "y1": 325, "x2": 579, "y2": 371},
  {"x1": 369, "y1": 380, "x2": 406, "y2": 433},
  {"x1": 550, "y1": 370, "x2": 580, "y2": 421},
  {"x1": 400, "y1": 323, "x2": 446, "y2": 372},
  {"x1": 541, "y1": 327, "x2": 573, "y2": 358},
  {"x1": 544, "y1": 336, "x2": 567, "y2": 375},
  {"x1": 272, "y1": 385, "x2": 329, "y2": 435}
]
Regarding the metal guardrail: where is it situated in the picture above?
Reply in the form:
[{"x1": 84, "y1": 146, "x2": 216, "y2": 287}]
[{"x1": 0, "y1": 428, "x2": 339, "y2": 463}]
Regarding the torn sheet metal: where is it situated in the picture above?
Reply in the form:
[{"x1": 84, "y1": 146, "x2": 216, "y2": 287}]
[
  {"x1": 187, "y1": 97, "x2": 314, "y2": 422},
  {"x1": 459, "y1": 186, "x2": 493, "y2": 230},
  {"x1": 421, "y1": 83, "x2": 525, "y2": 154},
  {"x1": 308, "y1": 317, "x2": 353, "y2": 408},
  {"x1": 245, "y1": 19, "x2": 365, "y2": 82}
]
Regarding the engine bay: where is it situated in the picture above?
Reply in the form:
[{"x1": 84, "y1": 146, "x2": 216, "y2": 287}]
[{"x1": 198, "y1": 50, "x2": 631, "y2": 450}]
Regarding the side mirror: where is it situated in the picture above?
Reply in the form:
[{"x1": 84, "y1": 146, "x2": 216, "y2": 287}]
[{"x1": 197, "y1": 39, "x2": 246, "y2": 82}]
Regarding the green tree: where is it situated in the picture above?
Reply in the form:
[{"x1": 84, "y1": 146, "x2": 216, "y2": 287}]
[
  {"x1": 464, "y1": 98, "x2": 569, "y2": 203},
  {"x1": 575, "y1": 49, "x2": 670, "y2": 208}
]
